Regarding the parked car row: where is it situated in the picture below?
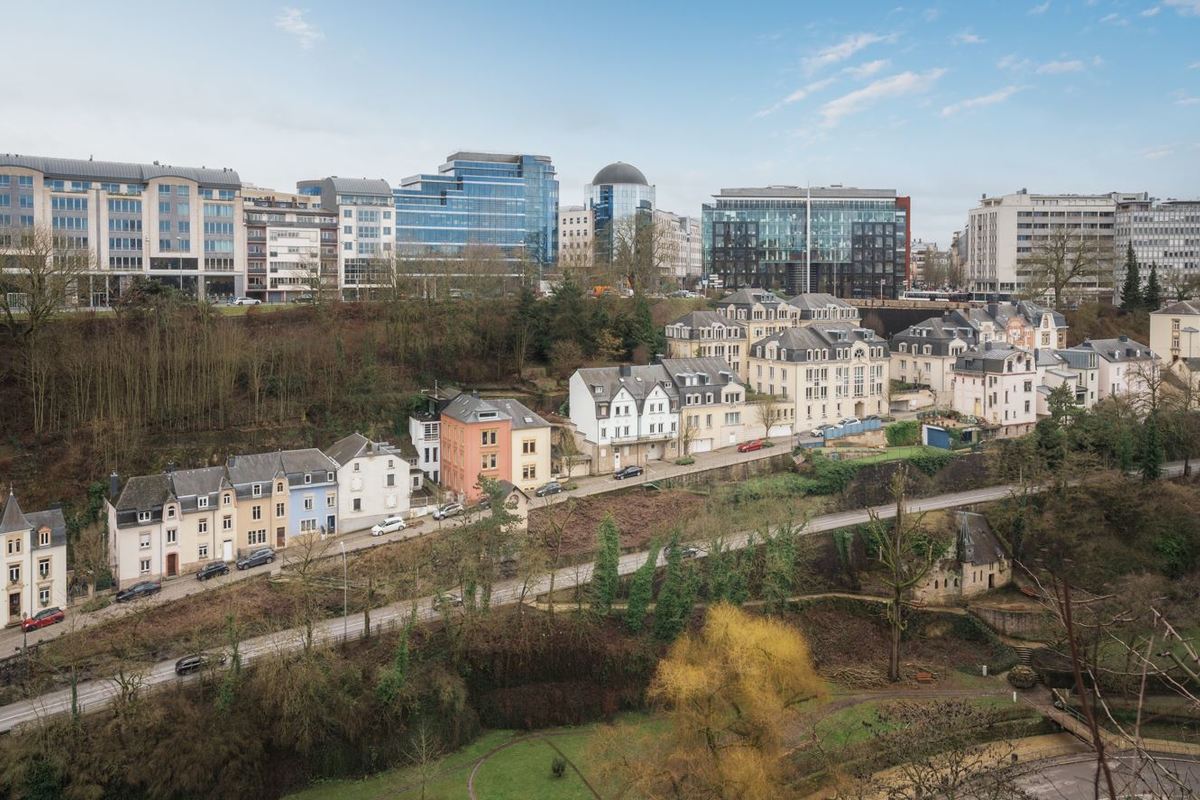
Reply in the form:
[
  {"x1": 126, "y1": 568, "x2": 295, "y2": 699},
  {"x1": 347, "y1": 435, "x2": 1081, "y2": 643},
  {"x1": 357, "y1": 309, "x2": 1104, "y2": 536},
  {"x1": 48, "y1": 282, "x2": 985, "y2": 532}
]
[{"x1": 808, "y1": 415, "x2": 883, "y2": 438}]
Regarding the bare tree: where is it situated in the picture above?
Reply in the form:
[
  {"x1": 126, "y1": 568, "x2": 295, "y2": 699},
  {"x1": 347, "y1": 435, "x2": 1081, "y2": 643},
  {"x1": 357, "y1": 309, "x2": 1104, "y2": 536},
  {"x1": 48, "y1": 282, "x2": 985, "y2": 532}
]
[
  {"x1": 605, "y1": 214, "x2": 675, "y2": 294},
  {"x1": 750, "y1": 390, "x2": 786, "y2": 442},
  {"x1": 1019, "y1": 227, "x2": 1112, "y2": 310}
]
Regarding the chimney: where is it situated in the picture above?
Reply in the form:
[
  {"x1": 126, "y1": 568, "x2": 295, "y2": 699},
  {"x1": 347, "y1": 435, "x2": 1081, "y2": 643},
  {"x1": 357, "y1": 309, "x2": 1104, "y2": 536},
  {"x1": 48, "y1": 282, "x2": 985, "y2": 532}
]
[
  {"x1": 1118, "y1": 335, "x2": 1129, "y2": 343},
  {"x1": 166, "y1": 462, "x2": 176, "y2": 474},
  {"x1": 109, "y1": 471, "x2": 120, "y2": 500}
]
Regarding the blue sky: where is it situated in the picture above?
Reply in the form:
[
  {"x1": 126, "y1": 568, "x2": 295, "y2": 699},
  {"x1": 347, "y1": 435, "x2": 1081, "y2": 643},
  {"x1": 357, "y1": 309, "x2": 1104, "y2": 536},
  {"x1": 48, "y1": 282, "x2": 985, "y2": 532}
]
[{"x1": 3, "y1": 0, "x2": 1198, "y2": 243}]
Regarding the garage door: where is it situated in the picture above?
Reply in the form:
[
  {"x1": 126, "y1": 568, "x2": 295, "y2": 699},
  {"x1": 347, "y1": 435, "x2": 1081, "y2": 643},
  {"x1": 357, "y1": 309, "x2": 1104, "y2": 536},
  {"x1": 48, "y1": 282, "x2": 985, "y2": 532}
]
[{"x1": 691, "y1": 439, "x2": 713, "y2": 453}]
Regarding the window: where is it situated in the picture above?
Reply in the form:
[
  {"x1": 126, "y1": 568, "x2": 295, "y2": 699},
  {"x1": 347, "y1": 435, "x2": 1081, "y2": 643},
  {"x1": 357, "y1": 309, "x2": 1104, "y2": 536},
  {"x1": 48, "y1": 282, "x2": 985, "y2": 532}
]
[
  {"x1": 38, "y1": 559, "x2": 49, "y2": 579},
  {"x1": 353, "y1": 498, "x2": 361, "y2": 512},
  {"x1": 222, "y1": 493, "x2": 231, "y2": 506},
  {"x1": 198, "y1": 519, "x2": 208, "y2": 534},
  {"x1": 300, "y1": 519, "x2": 318, "y2": 532},
  {"x1": 522, "y1": 439, "x2": 536, "y2": 454},
  {"x1": 326, "y1": 472, "x2": 333, "y2": 482},
  {"x1": 139, "y1": 559, "x2": 150, "y2": 576},
  {"x1": 304, "y1": 473, "x2": 312, "y2": 484},
  {"x1": 522, "y1": 464, "x2": 537, "y2": 480},
  {"x1": 5, "y1": 538, "x2": 19, "y2": 555},
  {"x1": 166, "y1": 529, "x2": 177, "y2": 545},
  {"x1": 304, "y1": 496, "x2": 314, "y2": 511},
  {"x1": 38, "y1": 529, "x2": 49, "y2": 547},
  {"x1": 199, "y1": 543, "x2": 209, "y2": 559},
  {"x1": 326, "y1": 494, "x2": 336, "y2": 508},
  {"x1": 222, "y1": 515, "x2": 232, "y2": 531},
  {"x1": 198, "y1": 496, "x2": 209, "y2": 509},
  {"x1": 166, "y1": 505, "x2": 176, "y2": 519},
  {"x1": 252, "y1": 505, "x2": 262, "y2": 521},
  {"x1": 275, "y1": 503, "x2": 285, "y2": 516},
  {"x1": 386, "y1": 473, "x2": 395, "y2": 487},
  {"x1": 276, "y1": 481, "x2": 284, "y2": 492},
  {"x1": 353, "y1": 462, "x2": 360, "y2": 473},
  {"x1": 38, "y1": 587, "x2": 49, "y2": 607},
  {"x1": 248, "y1": 529, "x2": 267, "y2": 546},
  {"x1": 481, "y1": 453, "x2": 497, "y2": 470},
  {"x1": 137, "y1": 511, "x2": 151, "y2": 523},
  {"x1": 481, "y1": 430, "x2": 497, "y2": 446},
  {"x1": 252, "y1": 483, "x2": 262, "y2": 497},
  {"x1": 139, "y1": 533, "x2": 151, "y2": 550}
]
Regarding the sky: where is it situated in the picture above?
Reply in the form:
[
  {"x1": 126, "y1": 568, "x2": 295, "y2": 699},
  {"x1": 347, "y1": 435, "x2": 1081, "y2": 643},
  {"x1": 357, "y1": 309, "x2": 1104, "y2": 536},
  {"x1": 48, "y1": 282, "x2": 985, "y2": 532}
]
[{"x1": 3, "y1": 0, "x2": 1199, "y2": 245}]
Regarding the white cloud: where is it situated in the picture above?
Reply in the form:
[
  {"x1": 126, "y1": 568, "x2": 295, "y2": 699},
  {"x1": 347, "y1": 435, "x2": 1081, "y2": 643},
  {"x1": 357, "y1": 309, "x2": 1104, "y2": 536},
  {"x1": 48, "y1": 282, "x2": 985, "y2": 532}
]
[
  {"x1": 818, "y1": 68, "x2": 946, "y2": 127},
  {"x1": 1140, "y1": 6, "x2": 1161, "y2": 16},
  {"x1": 940, "y1": 85, "x2": 1023, "y2": 116},
  {"x1": 1164, "y1": 0, "x2": 1200, "y2": 14},
  {"x1": 923, "y1": 8, "x2": 940, "y2": 21},
  {"x1": 1099, "y1": 12, "x2": 1129, "y2": 24},
  {"x1": 804, "y1": 32, "x2": 896, "y2": 74},
  {"x1": 275, "y1": 7, "x2": 323, "y2": 49},
  {"x1": 844, "y1": 59, "x2": 891, "y2": 79},
  {"x1": 997, "y1": 54, "x2": 1034, "y2": 72},
  {"x1": 952, "y1": 30, "x2": 986, "y2": 45},
  {"x1": 1191, "y1": 61, "x2": 1200, "y2": 69},
  {"x1": 754, "y1": 78, "x2": 836, "y2": 118},
  {"x1": 1029, "y1": 1, "x2": 1051, "y2": 13},
  {"x1": 1174, "y1": 90, "x2": 1200, "y2": 105},
  {"x1": 1142, "y1": 145, "x2": 1174, "y2": 159},
  {"x1": 1037, "y1": 59, "x2": 1085, "y2": 74}
]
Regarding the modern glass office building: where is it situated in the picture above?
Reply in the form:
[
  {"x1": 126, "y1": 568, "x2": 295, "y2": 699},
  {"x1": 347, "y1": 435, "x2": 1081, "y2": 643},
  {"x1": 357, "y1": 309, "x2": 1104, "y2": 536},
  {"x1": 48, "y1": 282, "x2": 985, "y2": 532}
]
[
  {"x1": 702, "y1": 186, "x2": 911, "y2": 298},
  {"x1": 586, "y1": 162, "x2": 655, "y2": 262},
  {"x1": 392, "y1": 152, "x2": 558, "y2": 268}
]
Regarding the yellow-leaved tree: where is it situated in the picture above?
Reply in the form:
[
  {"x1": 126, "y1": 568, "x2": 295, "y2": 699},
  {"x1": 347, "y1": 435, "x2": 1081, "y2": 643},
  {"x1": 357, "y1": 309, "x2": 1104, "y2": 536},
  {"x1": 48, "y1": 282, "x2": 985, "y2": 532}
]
[{"x1": 594, "y1": 603, "x2": 824, "y2": 799}]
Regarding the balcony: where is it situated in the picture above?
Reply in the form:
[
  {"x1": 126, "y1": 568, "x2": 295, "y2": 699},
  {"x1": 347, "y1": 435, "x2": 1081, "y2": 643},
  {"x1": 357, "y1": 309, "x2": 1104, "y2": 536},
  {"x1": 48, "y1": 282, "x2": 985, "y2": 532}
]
[{"x1": 610, "y1": 430, "x2": 676, "y2": 445}]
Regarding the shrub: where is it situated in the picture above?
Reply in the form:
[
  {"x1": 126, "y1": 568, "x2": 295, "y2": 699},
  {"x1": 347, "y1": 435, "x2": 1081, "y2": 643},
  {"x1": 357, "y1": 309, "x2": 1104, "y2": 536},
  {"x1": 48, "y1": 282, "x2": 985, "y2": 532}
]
[
  {"x1": 78, "y1": 595, "x2": 112, "y2": 614},
  {"x1": 674, "y1": 456, "x2": 695, "y2": 466},
  {"x1": 1007, "y1": 665, "x2": 1038, "y2": 689},
  {"x1": 551, "y1": 755, "x2": 567, "y2": 778},
  {"x1": 905, "y1": 448, "x2": 952, "y2": 476},
  {"x1": 885, "y1": 420, "x2": 920, "y2": 447}
]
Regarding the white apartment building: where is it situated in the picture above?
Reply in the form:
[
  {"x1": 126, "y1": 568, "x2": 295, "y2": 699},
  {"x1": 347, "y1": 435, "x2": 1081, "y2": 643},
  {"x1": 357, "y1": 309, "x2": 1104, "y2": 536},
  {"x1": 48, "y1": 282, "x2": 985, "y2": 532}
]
[
  {"x1": 1150, "y1": 300, "x2": 1200, "y2": 367},
  {"x1": 558, "y1": 204, "x2": 594, "y2": 272},
  {"x1": 1035, "y1": 347, "x2": 1099, "y2": 413},
  {"x1": 0, "y1": 153, "x2": 245, "y2": 305},
  {"x1": 664, "y1": 311, "x2": 749, "y2": 380},
  {"x1": 715, "y1": 289, "x2": 802, "y2": 341},
  {"x1": 747, "y1": 322, "x2": 889, "y2": 430},
  {"x1": 325, "y1": 433, "x2": 413, "y2": 531},
  {"x1": 661, "y1": 358, "x2": 751, "y2": 452},
  {"x1": 1073, "y1": 336, "x2": 1159, "y2": 402},
  {"x1": 966, "y1": 189, "x2": 1138, "y2": 299},
  {"x1": 297, "y1": 176, "x2": 395, "y2": 298},
  {"x1": 1115, "y1": 198, "x2": 1200, "y2": 301},
  {"x1": 653, "y1": 208, "x2": 703, "y2": 283},
  {"x1": 0, "y1": 491, "x2": 69, "y2": 626},
  {"x1": 951, "y1": 343, "x2": 1037, "y2": 435},
  {"x1": 242, "y1": 187, "x2": 338, "y2": 302},
  {"x1": 569, "y1": 364, "x2": 680, "y2": 473},
  {"x1": 409, "y1": 414, "x2": 441, "y2": 485},
  {"x1": 910, "y1": 239, "x2": 938, "y2": 287},
  {"x1": 890, "y1": 317, "x2": 976, "y2": 402}
]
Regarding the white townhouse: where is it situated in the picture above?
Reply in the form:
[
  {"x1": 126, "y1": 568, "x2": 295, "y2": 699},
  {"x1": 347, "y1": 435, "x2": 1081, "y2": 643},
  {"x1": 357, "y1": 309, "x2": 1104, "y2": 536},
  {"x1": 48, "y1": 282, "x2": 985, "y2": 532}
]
[
  {"x1": 1073, "y1": 336, "x2": 1159, "y2": 403},
  {"x1": 664, "y1": 311, "x2": 749, "y2": 381},
  {"x1": 569, "y1": 364, "x2": 680, "y2": 473},
  {"x1": 746, "y1": 322, "x2": 889, "y2": 430},
  {"x1": 890, "y1": 316, "x2": 977, "y2": 402},
  {"x1": 1033, "y1": 348, "x2": 1099, "y2": 414},
  {"x1": 0, "y1": 491, "x2": 68, "y2": 626},
  {"x1": 325, "y1": 433, "x2": 413, "y2": 532},
  {"x1": 714, "y1": 289, "x2": 802, "y2": 342},
  {"x1": 951, "y1": 343, "x2": 1037, "y2": 436},
  {"x1": 1150, "y1": 301, "x2": 1200, "y2": 368}
]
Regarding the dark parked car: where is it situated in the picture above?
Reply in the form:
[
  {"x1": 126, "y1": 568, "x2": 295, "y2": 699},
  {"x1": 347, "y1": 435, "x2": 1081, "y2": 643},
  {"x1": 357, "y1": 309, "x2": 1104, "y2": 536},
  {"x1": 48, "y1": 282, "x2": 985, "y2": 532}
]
[
  {"x1": 174, "y1": 652, "x2": 226, "y2": 676},
  {"x1": 196, "y1": 560, "x2": 230, "y2": 581},
  {"x1": 20, "y1": 607, "x2": 65, "y2": 633},
  {"x1": 534, "y1": 481, "x2": 563, "y2": 497},
  {"x1": 115, "y1": 581, "x2": 162, "y2": 603},
  {"x1": 613, "y1": 465, "x2": 644, "y2": 480},
  {"x1": 236, "y1": 547, "x2": 275, "y2": 570}
]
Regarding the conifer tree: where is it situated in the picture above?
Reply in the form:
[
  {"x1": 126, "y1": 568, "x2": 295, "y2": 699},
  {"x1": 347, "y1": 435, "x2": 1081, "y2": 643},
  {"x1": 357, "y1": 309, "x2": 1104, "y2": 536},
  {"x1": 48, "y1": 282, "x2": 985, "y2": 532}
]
[
  {"x1": 625, "y1": 541, "x2": 660, "y2": 633},
  {"x1": 1120, "y1": 243, "x2": 1143, "y2": 311},
  {"x1": 1145, "y1": 262, "x2": 1162, "y2": 311},
  {"x1": 654, "y1": 534, "x2": 696, "y2": 640},
  {"x1": 591, "y1": 514, "x2": 621, "y2": 616},
  {"x1": 1140, "y1": 412, "x2": 1164, "y2": 482}
]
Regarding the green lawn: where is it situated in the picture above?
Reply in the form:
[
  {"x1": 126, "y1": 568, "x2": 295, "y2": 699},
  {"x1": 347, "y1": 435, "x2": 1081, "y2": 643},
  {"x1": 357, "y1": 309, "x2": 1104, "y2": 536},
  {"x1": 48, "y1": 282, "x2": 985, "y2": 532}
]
[
  {"x1": 286, "y1": 713, "x2": 661, "y2": 800},
  {"x1": 849, "y1": 445, "x2": 945, "y2": 464}
]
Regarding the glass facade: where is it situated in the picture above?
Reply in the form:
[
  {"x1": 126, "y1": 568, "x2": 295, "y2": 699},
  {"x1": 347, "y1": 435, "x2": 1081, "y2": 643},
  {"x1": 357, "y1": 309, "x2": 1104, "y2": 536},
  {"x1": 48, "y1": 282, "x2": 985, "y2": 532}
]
[
  {"x1": 587, "y1": 174, "x2": 655, "y2": 263},
  {"x1": 393, "y1": 153, "x2": 558, "y2": 267},
  {"x1": 702, "y1": 190, "x2": 910, "y2": 298}
]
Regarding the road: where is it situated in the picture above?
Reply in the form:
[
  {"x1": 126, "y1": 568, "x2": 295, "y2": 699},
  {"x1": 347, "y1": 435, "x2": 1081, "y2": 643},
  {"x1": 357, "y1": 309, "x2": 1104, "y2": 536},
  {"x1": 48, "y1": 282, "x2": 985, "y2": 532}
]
[
  {"x1": 0, "y1": 440, "x2": 792, "y2": 653},
  {"x1": 1017, "y1": 754, "x2": 1200, "y2": 798},
  {"x1": 0, "y1": 461, "x2": 1186, "y2": 734}
]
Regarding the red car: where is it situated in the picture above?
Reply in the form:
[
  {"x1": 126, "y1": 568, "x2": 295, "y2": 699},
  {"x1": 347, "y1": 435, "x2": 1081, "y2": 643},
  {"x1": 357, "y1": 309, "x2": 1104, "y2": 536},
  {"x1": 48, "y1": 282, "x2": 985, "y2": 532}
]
[
  {"x1": 20, "y1": 607, "x2": 64, "y2": 633},
  {"x1": 737, "y1": 439, "x2": 764, "y2": 453}
]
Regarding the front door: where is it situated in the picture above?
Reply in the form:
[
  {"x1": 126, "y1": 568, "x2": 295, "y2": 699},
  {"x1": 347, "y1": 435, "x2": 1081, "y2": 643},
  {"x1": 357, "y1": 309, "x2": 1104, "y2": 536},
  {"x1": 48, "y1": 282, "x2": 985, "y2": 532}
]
[
  {"x1": 326, "y1": 515, "x2": 336, "y2": 534},
  {"x1": 166, "y1": 553, "x2": 178, "y2": 577},
  {"x1": 222, "y1": 540, "x2": 233, "y2": 562},
  {"x1": 8, "y1": 593, "x2": 19, "y2": 620},
  {"x1": 276, "y1": 526, "x2": 286, "y2": 548}
]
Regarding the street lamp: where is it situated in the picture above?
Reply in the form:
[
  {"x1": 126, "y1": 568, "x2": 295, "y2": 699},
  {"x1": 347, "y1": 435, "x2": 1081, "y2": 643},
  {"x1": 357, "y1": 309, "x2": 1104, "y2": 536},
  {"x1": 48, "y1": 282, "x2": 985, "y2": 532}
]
[{"x1": 339, "y1": 541, "x2": 348, "y2": 643}]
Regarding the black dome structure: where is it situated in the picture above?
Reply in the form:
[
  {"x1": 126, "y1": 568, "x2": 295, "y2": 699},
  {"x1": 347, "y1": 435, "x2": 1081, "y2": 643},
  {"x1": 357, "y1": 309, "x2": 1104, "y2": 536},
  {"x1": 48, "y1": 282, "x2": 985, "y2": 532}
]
[{"x1": 591, "y1": 162, "x2": 649, "y2": 186}]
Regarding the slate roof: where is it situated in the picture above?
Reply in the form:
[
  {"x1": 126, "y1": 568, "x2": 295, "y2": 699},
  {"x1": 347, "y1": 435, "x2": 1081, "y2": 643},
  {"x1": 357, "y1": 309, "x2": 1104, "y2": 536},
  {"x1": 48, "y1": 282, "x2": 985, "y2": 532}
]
[
  {"x1": 1016, "y1": 300, "x2": 1067, "y2": 329},
  {"x1": 953, "y1": 344, "x2": 1033, "y2": 374},
  {"x1": 488, "y1": 399, "x2": 550, "y2": 430},
  {"x1": 666, "y1": 310, "x2": 746, "y2": 331},
  {"x1": 575, "y1": 365, "x2": 678, "y2": 409},
  {"x1": 0, "y1": 153, "x2": 241, "y2": 188},
  {"x1": 719, "y1": 288, "x2": 791, "y2": 307},
  {"x1": 326, "y1": 177, "x2": 392, "y2": 195},
  {"x1": 1155, "y1": 300, "x2": 1200, "y2": 316},
  {"x1": 751, "y1": 322, "x2": 885, "y2": 362},
  {"x1": 26, "y1": 509, "x2": 67, "y2": 549},
  {"x1": 1076, "y1": 337, "x2": 1156, "y2": 363},
  {"x1": 957, "y1": 511, "x2": 1006, "y2": 566},
  {"x1": 442, "y1": 394, "x2": 510, "y2": 425},
  {"x1": 226, "y1": 450, "x2": 336, "y2": 485},
  {"x1": 325, "y1": 433, "x2": 372, "y2": 468},
  {"x1": 787, "y1": 293, "x2": 858, "y2": 315},
  {"x1": 891, "y1": 316, "x2": 977, "y2": 356},
  {"x1": 114, "y1": 474, "x2": 173, "y2": 512},
  {"x1": 0, "y1": 491, "x2": 31, "y2": 535}
]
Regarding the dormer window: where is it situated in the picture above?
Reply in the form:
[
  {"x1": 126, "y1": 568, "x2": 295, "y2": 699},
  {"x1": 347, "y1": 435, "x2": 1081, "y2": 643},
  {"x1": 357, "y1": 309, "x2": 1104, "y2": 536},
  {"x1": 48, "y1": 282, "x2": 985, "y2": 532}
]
[
  {"x1": 252, "y1": 483, "x2": 262, "y2": 497},
  {"x1": 138, "y1": 511, "x2": 152, "y2": 523},
  {"x1": 276, "y1": 481, "x2": 284, "y2": 492},
  {"x1": 353, "y1": 463, "x2": 360, "y2": 472},
  {"x1": 166, "y1": 506, "x2": 176, "y2": 519},
  {"x1": 198, "y1": 496, "x2": 209, "y2": 509},
  {"x1": 304, "y1": 473, "x2": 312, "y2": 485},
  {"x1": 38, "y1": 529, "x2": 49, "y2": 547},
  {"x1": 222, "y1": 493, "x2": 232, "y2": 506},
  {"x1": 326, "y1": 472, "x2": 334, "y2": 482}
]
